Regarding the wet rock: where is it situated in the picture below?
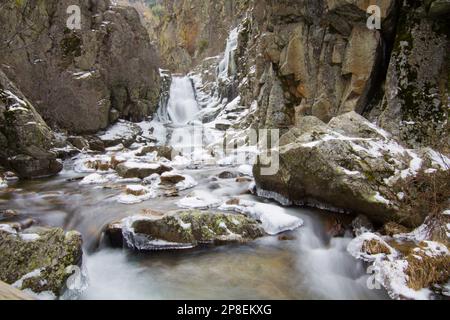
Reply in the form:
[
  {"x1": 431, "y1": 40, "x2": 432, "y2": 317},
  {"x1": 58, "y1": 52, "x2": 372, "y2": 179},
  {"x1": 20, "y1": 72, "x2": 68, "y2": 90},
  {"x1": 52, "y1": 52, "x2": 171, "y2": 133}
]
[
  {"x1": 116, "y1": 161, "x2": 172, "y2": 179},
  {"x1": 105, "y1": 221, "x2": 125, "y2": 248},
  {"x1": 3, "y1": 171, "x2": 18, "y2": 181},
  {"x1": 0, "y1": 226, "x2": 83, "y2": 297},
  {"x1": 0, "y1": 210, "x2": 18, "y2": 219},
  {"x1": 324, "y1": 216, "x2": 349, "y2": 238},
  {"x1": 160, "y1": 172, "x2": 185, "y2": 185},
  {"x1": 0, "y1": 70, "x2": 63, "y2": 179},
  {"x1": 163, "y1": 187, "x2": 179, "y2": 198},
  {"x1": 215, "y1": 121, "x2": 232, "y2": 131},
  {"x1": 106, "y1": 210, "x2": 264, "y2": 250},
  {"x1": 67, "y1": 136, "x2": 89, "y2": 151},
  {"x1": 85, "y1": 136, "x2": 105, "y2": 152},
  {"x1": 9, "y1": 155, "x2": 63, "y2": 179},
  {"x1": 429, "y1": 0, "x2": 450, "y2": 17},
  {"x1": 352, "y1": 215, "x2": 374, "y2": 236},
  {"x1": 218, "y1": 171, "x2": 237, "y2": 179},
  {"x1": 136, "y1": 145, "x2": 175, "y2": 160},
  {"x1": 278, "y1": 234, "x2": 296, "y2": 241}
]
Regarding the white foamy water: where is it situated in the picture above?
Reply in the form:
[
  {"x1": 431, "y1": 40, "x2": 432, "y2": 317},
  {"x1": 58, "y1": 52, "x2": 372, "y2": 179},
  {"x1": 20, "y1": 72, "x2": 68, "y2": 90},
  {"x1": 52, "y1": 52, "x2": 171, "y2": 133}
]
[
  {"x1": 0, "y1": 26, "x2": 391, "y2": 301},
  {"x1": 158, "y1": 77, "x2": 199, "y2": 125}
]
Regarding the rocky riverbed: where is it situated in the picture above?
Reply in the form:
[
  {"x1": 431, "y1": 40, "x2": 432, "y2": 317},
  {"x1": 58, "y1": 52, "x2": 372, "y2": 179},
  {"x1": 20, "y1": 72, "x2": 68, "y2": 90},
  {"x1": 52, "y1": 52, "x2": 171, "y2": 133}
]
[{"x1": 0, "y1": 0, "x2": 449, "y2": 301}]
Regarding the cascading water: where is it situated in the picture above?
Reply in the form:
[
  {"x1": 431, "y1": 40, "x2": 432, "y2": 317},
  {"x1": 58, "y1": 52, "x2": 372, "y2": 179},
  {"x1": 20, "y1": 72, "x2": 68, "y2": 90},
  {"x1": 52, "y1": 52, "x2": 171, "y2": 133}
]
[
  {"x1": 157, "y1": 76, "x2": 200, "y2": 125},
  {"x1": 0, "y1": 26, "x2": 388, "y2": 301},
  {"x1": 217, "y1": 27, "x2": 238, "y2": 80}
]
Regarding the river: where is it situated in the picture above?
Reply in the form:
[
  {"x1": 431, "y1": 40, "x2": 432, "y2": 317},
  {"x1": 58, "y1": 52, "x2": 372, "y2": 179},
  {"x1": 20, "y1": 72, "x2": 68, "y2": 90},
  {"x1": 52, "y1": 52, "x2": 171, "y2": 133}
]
[{"x1": 0, "y1": 75, "x2": 388, "y2": 300}]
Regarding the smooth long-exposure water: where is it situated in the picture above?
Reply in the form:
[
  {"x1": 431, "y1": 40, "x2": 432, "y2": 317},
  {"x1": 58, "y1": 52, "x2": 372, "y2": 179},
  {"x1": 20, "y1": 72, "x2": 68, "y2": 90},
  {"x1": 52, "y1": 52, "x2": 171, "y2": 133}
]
[{"x1": 0, "y1": 76, "x2": 389, "y2": 300}]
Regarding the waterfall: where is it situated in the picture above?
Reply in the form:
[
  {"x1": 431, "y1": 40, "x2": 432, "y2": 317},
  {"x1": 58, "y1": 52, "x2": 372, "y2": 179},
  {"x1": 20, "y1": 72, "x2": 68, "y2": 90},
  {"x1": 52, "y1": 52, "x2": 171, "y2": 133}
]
[
  {"x1": 217, "y1": 27, "x2": 238, "y2": 80},
  {"x1": 157, "y1": 76, "x2": 199, "y2": 125}
]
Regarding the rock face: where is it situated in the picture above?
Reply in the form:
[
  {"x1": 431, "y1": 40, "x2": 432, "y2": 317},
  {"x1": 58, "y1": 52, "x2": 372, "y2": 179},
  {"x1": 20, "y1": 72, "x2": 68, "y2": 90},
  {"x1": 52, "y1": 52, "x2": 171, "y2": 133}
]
[
  {"x1": 227, "y1": 0, "x2": 399, "y2": 129},
  {"x1": 106, "y1": 210, "x2": 264, "y2": 250},
  {"x1": 0, "y1": 0, "x2": 160, "y2": 134},
  {"x1": 0, "y1": 225, "x2": 83, "y2": 297},
  {"x1": 0, "y1": 70, "x2": 62, "y2": 178},
  {"x1": 254, "y1": 112, "x2": 448, "y2": 227},
  {"x1": 372, "y1": 1, "x2": 450, "y2": 149},
  {"x1": 155, "y1": 0, "x2": 250, "y2": 72},
  {"x1": 181, "y1": 0, "x2": 447, "y2": 148}
]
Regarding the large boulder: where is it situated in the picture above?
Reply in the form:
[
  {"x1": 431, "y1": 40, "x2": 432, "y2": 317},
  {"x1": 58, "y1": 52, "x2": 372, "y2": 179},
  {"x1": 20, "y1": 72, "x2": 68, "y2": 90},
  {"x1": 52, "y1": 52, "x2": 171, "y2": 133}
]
[
  {"x1": 254, "y1": 112, "x2": 449, "y2": 227},
  {"x1": 0, "y1": 225, "x2": 83, "y2": 298},
  {"x1": 105, "y1": 210, "x2": 264, "y2": 250},
  {"x1": 0, "y1": 0, "x2": 160, "y2": 134},
  {"x1": 0, "y1": 70, "x2": 62, "y2": 178}
]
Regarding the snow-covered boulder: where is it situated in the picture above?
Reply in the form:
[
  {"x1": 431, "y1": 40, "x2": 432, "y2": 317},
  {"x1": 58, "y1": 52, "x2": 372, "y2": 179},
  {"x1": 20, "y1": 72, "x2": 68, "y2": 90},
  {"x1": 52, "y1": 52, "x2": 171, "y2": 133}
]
[
  {"x1": 219, "y1": 199, "x2": 303, "y2": 235},
  {"x1": 105, "y1": 210, "x2": 264, "y2": 250},
  {"x1": 255, "y1": 112, "x2": 449, "y2": 227}
]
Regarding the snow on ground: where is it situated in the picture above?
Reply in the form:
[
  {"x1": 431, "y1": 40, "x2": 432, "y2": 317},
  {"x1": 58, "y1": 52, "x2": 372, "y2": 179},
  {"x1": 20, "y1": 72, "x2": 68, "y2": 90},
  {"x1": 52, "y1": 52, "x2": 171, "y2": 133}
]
[
  {"x1": 238, "y1": 164, "x2": 253, "y2": 177},
  {"x1": 0, "y1": 224, "x2": 17, "y2": 234},
  {"x1": 174, "y1": 174, "x2": 198, "y2": 191},
  {"x1": 79, "y1": 173, "x2": 115, "y2": 185},
  {"x1": 19, "y1": 233, "x2": 41, "y2": 242},
  {"x1": 348, "y1": 222, "x2": 450, "y2": 300},
  {"x1": 347, "y1": 232, "x2": 397, "y2": 262},
  {"x1": 178, "y1": 190, "x2": 222, "y2": 209},
  {"x1": 373, "y1": 259, "x2": 432, "y2": 300},
  {"x1": 117, "y1": 185, "x2": 157, "y2": 205},
  {"x1": 219, "y1": 199, "x2": 303, "y2": 235},
  {"x1": 97, "y1": 120, "x2": 139, "y2": 142}
]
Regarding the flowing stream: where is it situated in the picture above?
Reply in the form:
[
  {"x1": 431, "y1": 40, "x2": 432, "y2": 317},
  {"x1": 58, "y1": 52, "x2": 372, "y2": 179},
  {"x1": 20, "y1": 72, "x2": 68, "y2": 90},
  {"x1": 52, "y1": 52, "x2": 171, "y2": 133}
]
[{"x1": 0, "y1": 75, "x2": 389, "y2": 300}]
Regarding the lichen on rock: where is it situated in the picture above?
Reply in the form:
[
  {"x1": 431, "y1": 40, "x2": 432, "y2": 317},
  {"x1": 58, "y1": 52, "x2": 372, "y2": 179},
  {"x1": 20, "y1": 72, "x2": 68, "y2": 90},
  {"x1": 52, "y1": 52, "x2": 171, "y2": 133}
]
[
  {"x1": 0, "y1": 226, "x2": 83, "y2": 297},
  {"x1": 105, "y1": 210, "x2": 264, "y2": 250}
]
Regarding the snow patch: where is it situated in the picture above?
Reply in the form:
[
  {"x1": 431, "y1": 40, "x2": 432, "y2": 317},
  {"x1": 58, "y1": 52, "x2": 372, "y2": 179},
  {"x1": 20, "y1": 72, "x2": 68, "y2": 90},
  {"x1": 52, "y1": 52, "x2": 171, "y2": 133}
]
[
  {"x1": 178, "y1": 190, "x2": 222, "y2": 209},
  {"x1": 219, "y1": 200, "x2": 303, "y2": 235}
]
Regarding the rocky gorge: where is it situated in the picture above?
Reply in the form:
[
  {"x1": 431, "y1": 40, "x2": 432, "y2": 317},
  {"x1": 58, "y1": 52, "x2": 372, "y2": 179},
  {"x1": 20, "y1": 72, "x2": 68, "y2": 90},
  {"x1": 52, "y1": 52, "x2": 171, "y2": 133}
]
[{"x1": 0, "y1": 0, "x2": 449, "y2": 300}]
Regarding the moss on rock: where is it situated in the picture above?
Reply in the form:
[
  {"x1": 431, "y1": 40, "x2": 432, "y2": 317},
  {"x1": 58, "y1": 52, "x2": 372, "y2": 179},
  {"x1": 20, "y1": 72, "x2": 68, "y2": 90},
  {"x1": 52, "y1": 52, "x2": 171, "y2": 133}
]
[{"x1": 0, "y1": 227, "x2": 83, "y2": 296}]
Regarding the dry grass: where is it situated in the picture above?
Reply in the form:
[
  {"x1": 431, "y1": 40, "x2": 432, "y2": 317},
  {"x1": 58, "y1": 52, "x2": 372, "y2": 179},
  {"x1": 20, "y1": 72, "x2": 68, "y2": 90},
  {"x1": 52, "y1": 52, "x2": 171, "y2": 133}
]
[
  {"x1": 362, "y1": 239, "x2": 392, "y2": 255},
  {"x1": 85, "y1": 155, "x2": 124, "y2": 171},
  {"x1": 405, "y1": 242, "x2": 450, "y2": 291},
  {"x1": 393, "y1": 167, "x2": 450, "y2": 226},
  {"x1": 125, "y1": 187, "x2": 146, "y2": 196}
]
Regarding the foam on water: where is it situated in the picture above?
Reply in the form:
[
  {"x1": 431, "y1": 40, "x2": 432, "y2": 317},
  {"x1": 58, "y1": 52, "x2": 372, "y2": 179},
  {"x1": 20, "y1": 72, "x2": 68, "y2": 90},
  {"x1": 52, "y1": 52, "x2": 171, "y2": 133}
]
[{"x1": 158, "y1": 77, "x2": 200, "y2": 125}]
